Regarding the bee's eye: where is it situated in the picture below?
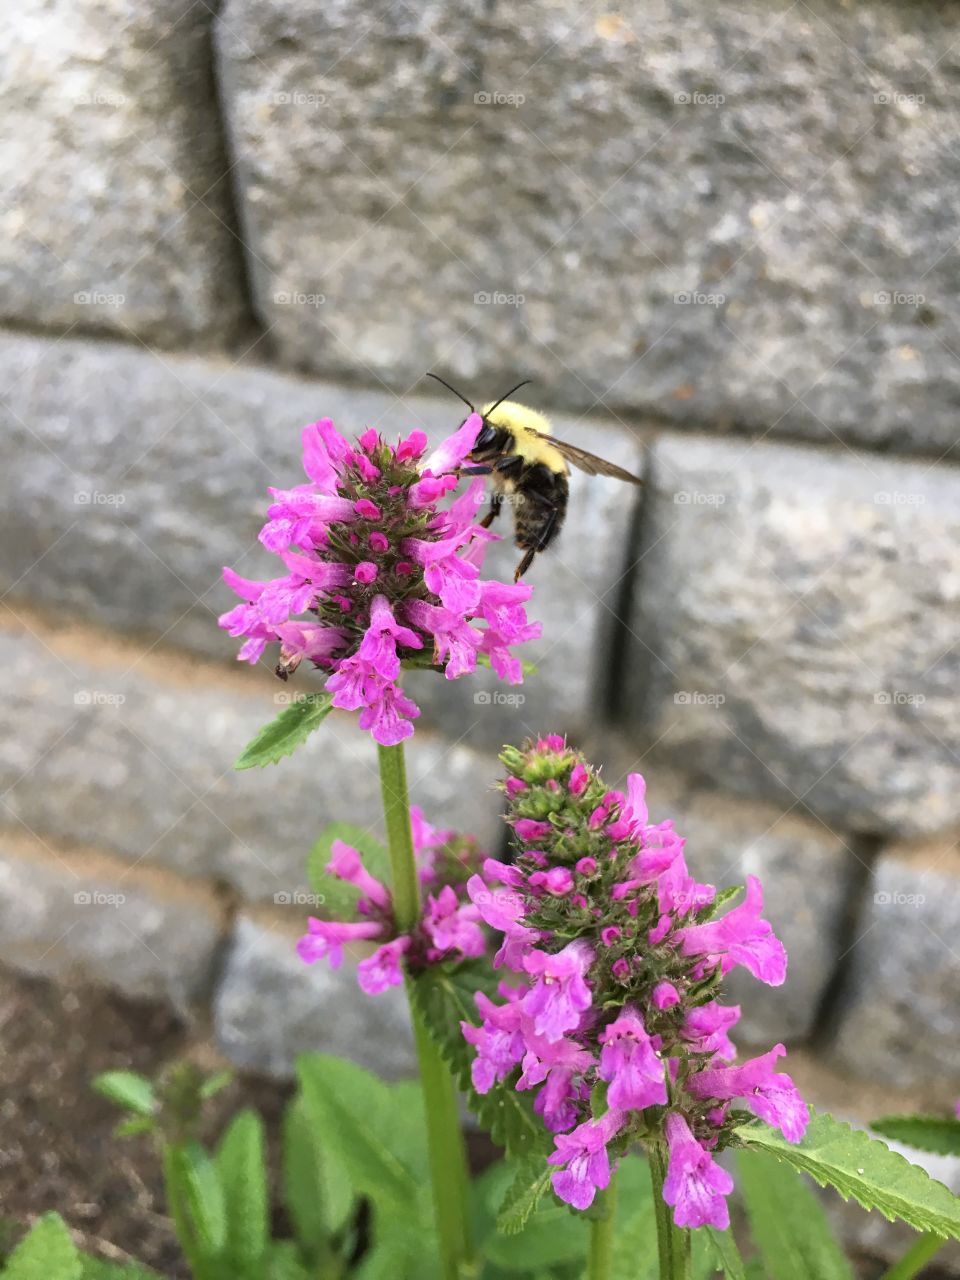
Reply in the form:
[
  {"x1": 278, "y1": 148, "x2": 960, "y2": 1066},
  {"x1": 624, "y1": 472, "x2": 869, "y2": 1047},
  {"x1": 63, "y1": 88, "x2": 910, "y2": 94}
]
[{"x1": 475, "y1": 422, "x2": 497, "y2": 449}]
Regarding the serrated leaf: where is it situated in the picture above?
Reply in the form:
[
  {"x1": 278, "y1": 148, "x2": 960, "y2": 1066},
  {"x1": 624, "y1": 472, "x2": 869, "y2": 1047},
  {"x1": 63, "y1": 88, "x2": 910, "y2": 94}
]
[
  {"x1": 700, "y1": 885, "x2": 744, "y2": 919},
  {"x1": 4, "y1": 1214, "x2": 81, "y2": 1280},
  {"x1": 872, "y1": 1115, "x2": 960, "y2": 1158},
  {"x1": 234, "y1": 692, "x2": 334, "y2": 769},
  {"x1": 736, "y1": 1110, "x2": 960, "y2": 1240},
  {"x1": 737, "y1": 1148, "x2": 853, "y2": 1280},
  {"x1": 215, "y1": 1110, "x2": 268, "y2": 1272},
  {"x1": 91, "y1": 1072, "x2": 157, "y2": 1117},
  {"x1": 283, "y1": 1094, "x2": 352, "y2": 1256},
  {"x1": 496, "y1": 1159, "x2": 554, "y2": 1234},
  {"x1": 703, "y1": 1226, "x2": 747, "y2": 1280},
  {"x1": 296, "y1": 1054, "x2": 419, "y2": 1210},
  {"x1": 305, "y1": 822, "x2": 391, "y2": 919},
  {"x1": 478, "y1": 1161, "x2": 588, "y2": 1271},
  {"x1": 409, "y1": 963, "x2": 551, "y2": 1161}
]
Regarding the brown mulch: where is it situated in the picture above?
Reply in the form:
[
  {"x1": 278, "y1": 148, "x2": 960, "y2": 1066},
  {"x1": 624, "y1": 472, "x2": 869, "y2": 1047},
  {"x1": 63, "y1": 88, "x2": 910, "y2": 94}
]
[{"x1": 0, "y1": 965, "x2": 292, "y2": 1277}]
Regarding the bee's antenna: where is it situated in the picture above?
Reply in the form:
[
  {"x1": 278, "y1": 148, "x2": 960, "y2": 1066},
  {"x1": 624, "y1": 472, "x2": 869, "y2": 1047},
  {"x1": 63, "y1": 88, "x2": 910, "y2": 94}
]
[
  {"x1": 485, "y1": 380, "x2": 532, "y2": 418},
  {"x1": 425, "y1": 372, "x2": 475, "y2": 413}
]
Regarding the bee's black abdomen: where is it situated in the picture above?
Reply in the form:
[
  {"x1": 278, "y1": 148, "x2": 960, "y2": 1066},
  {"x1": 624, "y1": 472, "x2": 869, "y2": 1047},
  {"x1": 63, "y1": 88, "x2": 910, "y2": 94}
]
[{"x1": 515, "y1": 465, "x2": 568, "y2": 552}]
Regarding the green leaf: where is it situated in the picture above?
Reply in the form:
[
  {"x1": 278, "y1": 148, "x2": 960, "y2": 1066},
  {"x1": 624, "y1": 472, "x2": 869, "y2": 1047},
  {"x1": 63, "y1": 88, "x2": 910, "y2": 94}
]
[
  {"x1": 736, "y1": 1110, "x2": 960, "y2": 1240},
  {"x1": 872, "y1": 1115, "x2": 960, "y2": 1157},
  {"x1": 305, "y1": 822, "x2": 391, "y2": 919},
  {"x1": 113, "y1": 1116, "x2": 155, "y2": 1139},
  {"x1": 91, "y1": 1072, "x2": 157, "y2": 1117},
  {"x1": 702, "y1": 1226, "x2": 748, "y2": 1280},
  {"x1": 199, "y1": 1070, "x2": 234, "y2": 1101},
  {"x1": 476, "y1": 1162, "x2": 589, "y2": 1272},
  {"x1": 215, "y1": 1110, "x2": 269, "y2": 1272},
  {"x1": 4, "y1": 1214, "x2": 81, "y2": 1280},
  {"x1": 234, "y1": 692, "x2": 334, "y2": 769},
  {"x1": 737, "y1": 1148, "x2": 854, "y2": 1280},
  {"x1": 167, "y1": 1140, "x2": 228, "y2": 1261},
  {"x1": 296, "y1": 1054, "x2": 420, "y2": 1209},
  {"x1": 282, "y1": 1093, "x2": 353, "y2": 1253},
  {"x1": 409, "y1": 962, "x2": 552, "y2": 1161},
  {"x1": 496, "y1": 1158, "x2": 554, "y2": 1235},
  {"x1": 700, "y1": 885, "x2": 745, "y2": 919},
  {"x1": 79, "y1": 1258, "x2": 161, "y2": 1279}
]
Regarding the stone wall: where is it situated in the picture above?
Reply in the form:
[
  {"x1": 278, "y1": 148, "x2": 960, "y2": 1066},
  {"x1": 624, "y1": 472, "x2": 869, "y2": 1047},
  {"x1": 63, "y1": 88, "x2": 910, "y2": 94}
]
[{"x1": 2, "y1": 1, "x2": 959, "y2": 1264}]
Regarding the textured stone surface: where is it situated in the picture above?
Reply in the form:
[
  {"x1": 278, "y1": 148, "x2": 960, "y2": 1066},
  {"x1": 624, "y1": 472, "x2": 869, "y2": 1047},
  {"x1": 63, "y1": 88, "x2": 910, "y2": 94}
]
[
  {"x1": 588, "y1": 739, "x2": 859, "y2": 1043},
  {"x1": 0, "y1": 0, "x2": 247, "y2": 345},
  {"x1": 828, "y1": 841, "x2": 960, "y2": 1089},
  {"x1": 0, "y1": 332, "x2": 643, "y2": 746},
  {"x1": 218, "y1": 0, "x2": 960, "y2": 455},
  {"x1": 0, "y1": 625, "x2": 504, "y2": 901},
  {"x1": 213, "y1": 914, "x2": 414, "y2": 1078},
  {"x1": 0, "y1": 837, "x2": 223, "y2": 1012},
  {"x1": 625, "y1": 433, "x2": 960, "y2": 837}
]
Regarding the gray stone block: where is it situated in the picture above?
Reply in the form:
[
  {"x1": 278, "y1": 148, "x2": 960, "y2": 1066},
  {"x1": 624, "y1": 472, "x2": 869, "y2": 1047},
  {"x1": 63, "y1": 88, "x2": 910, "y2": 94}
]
[
  {"x1": 625, "y1": 433, "x2": 960, "y2": 837},
  {"x1": 219, "y1": 0, "x2": 960, "y2": 455},
  {"x1": 588, "y1": 739, "x2": 858, "y2": 1043},
  {"x1": 828, "y1": 842, "x2": 960, "y2": 1089},
  {"x1": 0, "y1": 0, "x2": 247, "y2": 345},
  {"x1": 0, "y1": 626, "x2": 505, "y2": 900},
  {"x1": 0, "y1": 332, "x2": 643, "y2": 746},
  {"x1": 0, "y1": 838, "x2": 223, "y2": 1012},
  {"x1": 213, "y1": 914, "x2": 414, "y2": 1079}
]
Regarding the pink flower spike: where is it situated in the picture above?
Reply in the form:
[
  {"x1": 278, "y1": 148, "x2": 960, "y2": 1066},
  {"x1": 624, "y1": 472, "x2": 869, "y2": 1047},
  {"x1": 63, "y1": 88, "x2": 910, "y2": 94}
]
[
  {"x1": 675, "y1": 875, "x2": 787, "y2": 986},
  {"x1": 358, "y1": 428, "x2": 379, "y2": 452},
  {"x1": 357, "y1": 936, "x2": 410, "y2": 995},
  {"x1": 355, "y1": 498, "x2": 381, "y2": 519},
  {"x1": 357, "y1": 594, "x2": 423, "y2": 681},
  {"x1": 424, "y1": 885, "x2": 485, "y2": 958},
  {"x1": 355, "y1": 561, "x2": 378, "y2": 584},
  {"x1": 681, "y1": 1003, "x2": 741, "y2": 1061},
  {"x1": 515, "y1": 819, "x2": 552, "y2": 842},
  {"x1": 396, "y1": 430, "x2": 428, "y2": 461},
  {"x1": 528, "y1": 867, "x2": 575, "y2": 896},
  {"x1": 296, "y1": 918, "x2": 383, "y2": 969},
  {"x1": 421, "y1": 412, "x2": 483, "y2": 476},
  {"x1": 521, "y1": 940, "x2": 595, "y2": 1042},
  {"x1": 549, "y1": 1111, "x2": 623, "y2": 1211},
  {"x1": 687, "y1": 1044, "x2": 809, "y2": 1143},
  {"x1": 598, "y1": 1007, "x2": 668, "y2": 1111},
  {"x1": 461, "y1": 992, "x2": 526, "y2": 1093},
  {"x1": 652, "y1": 981, "x2": 680, "y2": 1010},
  {"x1": 568, "y1": 762, "x2": 589, "y2": 795},
  {"x1": 356, "y1": 679, "x2": 420, "y2": 746},
  {"x1": 662, "y1": 1112, "x2": 734, "y2": 1230},
  {"x1": 326, "y1": 838, "x2": 391, "y2": 910}
]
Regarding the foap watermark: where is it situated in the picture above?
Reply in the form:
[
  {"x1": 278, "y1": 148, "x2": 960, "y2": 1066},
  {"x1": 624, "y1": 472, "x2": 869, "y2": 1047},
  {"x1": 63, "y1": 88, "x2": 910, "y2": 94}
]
[
  {"x1": 674, "y1": 691, "x2": 726, "y2": 707},
  {"x1": 274, "y1": 690, "x2": 313, "y2": 705},
  {"x1": 274, "y1": 290, "x2": 325, "y2": 307},
  {"x1": 874, "y1": 691, "x2": 925, "y2": 707},
  {"x1": 673, "y1": 291, "x2": 725, "y2": 307},
  {"x1": 474, "y1": 690, "x2": 526, "y2": 708},
  {"x1": 75, "y1": 90, "x2": 126, "y2": 108},
  {"x1": 474, "y1": 90, "x2": 525, "y2": 107},
  {"x1": 274, "y1": 890, "x2": 327, "y2": 907},
  {"x1": 74, "y1": 290, "x2": 125, "y2": 308},
  {"x1": 874, "y1": 890, "x2": 925, "y2": 907},
  {"x1": 272, "y1": 90, "x2": 327, "y2": 108},
  {"x1": 474, "y1": 291, "x2": 525, "y2": 308},
  {"x1": 674, "y1": 91, "x2": 725, "y2": 107},
  {"x1": 674, "y1": 490, "x2": 725, "y2": 506},
  {"x1": 874, "y1": 491, "x2": 925, "y2": 506},
  {"x1": 74, "y1": 890, "x2": 126, "y2": 907},
  {"x1": 75, "y1": 490, "x2": 126, "y2": 507},
  {"x1": 874, "y1": 91, "x2": 925, "y2": 107},
  {"x1": 872, "y1": 291, "x2": 926, "y2": 308},
  {"x1": 74, "y1": 690, "x2": 126, "y2": 707}
]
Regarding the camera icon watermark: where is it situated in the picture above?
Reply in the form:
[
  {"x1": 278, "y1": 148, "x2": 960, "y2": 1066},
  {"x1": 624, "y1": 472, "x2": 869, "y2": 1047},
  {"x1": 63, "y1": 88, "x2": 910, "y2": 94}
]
[
  {"x1": 474, "y1": 90, "x2": 525, "y2": 107},
  {"x1": 273, "y1": 690, "x2": 311, "y2": 705},
  {"x1": 874, "y1": 91, "x2": 924, "y2": 107},
  {"x1": 473, "y1": 690, "x2": 526, "y2": 707},
  {"x1": 74, "y1": 90, "x2": 126, "y2": 107},
  {"x1": 673, "y1": 291, "x2": 725, "y2": 306},
  {"x1": 873, "y1": 491, "x2": 925, "y2": 506},
  {"x1": 272, "y1": 90, "x2": 327, "y2": 108},
  {"x1": 74, "y1": 490, "x2": 126, "y2": 506},
  {"x1": 872, "y1": 291, "x2": 926, "y2": 307},
  {"x1": 74, "y1": 290, "x2": 125, "y2": 308},
  {"x1": 273, "y1": 290, "x2": 325, "y2": 307},
  {"x1": 674, "y1": 691, "x2": 726, "y2": 707},
  {"x1": 673, "y1": 490, "x2": 725, "y2": 506},
  {"x1": 873, "y1": 690, "x2": 925, "y2": 707},
  {"x1": 473, "y1": 290, "x2": 525, "y2": 307},
  {"x1": 674, "y1": 91, "x2": 725, "y2": 107}
]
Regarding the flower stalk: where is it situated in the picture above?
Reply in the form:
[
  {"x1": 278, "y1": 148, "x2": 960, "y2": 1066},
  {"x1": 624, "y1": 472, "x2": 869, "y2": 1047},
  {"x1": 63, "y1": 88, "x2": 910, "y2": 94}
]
[
  {"x1": 650, "y1": 1144, "x2": 691, "y2": 1280},
  {"x1": 587, "y1": 1173, "x2": 619, "y2": 1280},
  {"x1": 378, "y1": 741, "x2": 474, "y2": 1280}
]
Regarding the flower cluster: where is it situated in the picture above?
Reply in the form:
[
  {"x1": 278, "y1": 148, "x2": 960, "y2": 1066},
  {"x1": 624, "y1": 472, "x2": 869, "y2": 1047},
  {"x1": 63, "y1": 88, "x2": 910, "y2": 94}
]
[
  {"x1": 461, "y1": 738, "x2": 809, "y2": 1227},
  {"x1": 219, "y1": 417, "x2": 540, "y2": 745},
  {"x1": 297, "y1": 807, "x2": 487, "y2": 994}
]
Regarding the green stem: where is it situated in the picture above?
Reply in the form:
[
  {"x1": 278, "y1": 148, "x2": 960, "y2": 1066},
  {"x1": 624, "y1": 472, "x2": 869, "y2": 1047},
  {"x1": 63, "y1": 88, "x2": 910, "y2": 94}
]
[
  {"x1": 377, "y1": 742, "x2": 475, "y2": 1280},
  {"x1": 879, "y1": 1232, "x2": 945, "y2": 1280},
  {"x1": 587, "y1": 1172, "x2": 619, "y2": 1280},
  {"x1": 649, "y1": 1143, "x2": 691, "y2": 1280}
]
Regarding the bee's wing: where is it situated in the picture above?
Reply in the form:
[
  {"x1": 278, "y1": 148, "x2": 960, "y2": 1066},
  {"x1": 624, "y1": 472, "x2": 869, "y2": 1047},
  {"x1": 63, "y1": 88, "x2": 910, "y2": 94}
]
[{"x1": 530, "y1": 430, "x2": 643, "y2": 484}]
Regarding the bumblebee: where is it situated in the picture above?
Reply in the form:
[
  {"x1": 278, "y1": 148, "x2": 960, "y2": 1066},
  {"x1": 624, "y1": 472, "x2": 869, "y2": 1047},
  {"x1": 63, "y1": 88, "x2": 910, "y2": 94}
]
[{"x1": 427, "y1": 374, "x2": 643, "y2": 580}]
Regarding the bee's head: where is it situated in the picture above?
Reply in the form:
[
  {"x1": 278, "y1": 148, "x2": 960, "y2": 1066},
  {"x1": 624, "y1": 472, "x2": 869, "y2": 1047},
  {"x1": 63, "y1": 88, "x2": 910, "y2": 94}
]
[{"x1": 426, "y1": 373, "x2": 531, "y2": 451}]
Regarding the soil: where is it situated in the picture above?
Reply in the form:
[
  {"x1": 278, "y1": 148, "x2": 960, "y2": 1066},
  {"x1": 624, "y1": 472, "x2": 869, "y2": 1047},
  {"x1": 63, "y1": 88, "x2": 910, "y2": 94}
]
[{"x1": 0, "y1": 966, "x2": 292, "y2": 1277}]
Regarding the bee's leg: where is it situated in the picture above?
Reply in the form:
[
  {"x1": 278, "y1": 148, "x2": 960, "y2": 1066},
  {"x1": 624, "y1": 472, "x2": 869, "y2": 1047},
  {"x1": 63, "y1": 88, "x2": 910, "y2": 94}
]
[
  {"x1": 513, "y1": 508, "x2": 558, "y2": 581},
  {"x1": 492, "y1": 455, "x2": 525, "y2": 476},
  {"x1": 460, "y1": 464, "x2": 494, "y2": 475},
  {"x1": 513, "y1": 547, "x2": 537, "y2": 581},
  {"x1": 478, "y1": 491, "x2": 503, "y2": 529}
]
